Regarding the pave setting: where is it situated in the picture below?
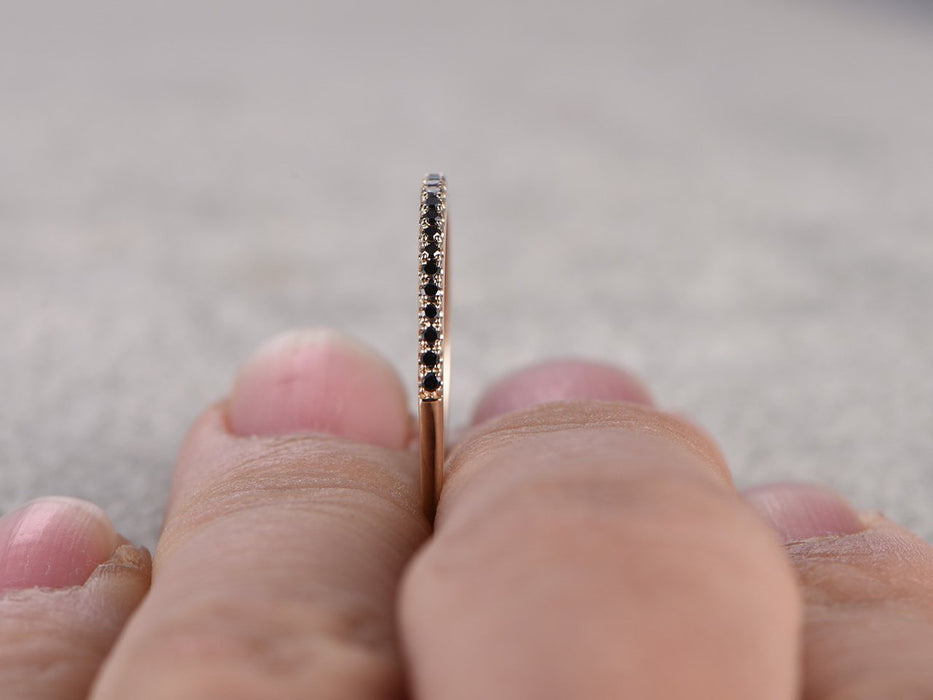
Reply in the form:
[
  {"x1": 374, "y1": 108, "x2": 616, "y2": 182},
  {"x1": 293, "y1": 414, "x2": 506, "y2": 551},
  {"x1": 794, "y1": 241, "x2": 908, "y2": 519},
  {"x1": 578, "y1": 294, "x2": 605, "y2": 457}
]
[{"x1": 418, "y1": 173, "x2": 447, "y2": 401}]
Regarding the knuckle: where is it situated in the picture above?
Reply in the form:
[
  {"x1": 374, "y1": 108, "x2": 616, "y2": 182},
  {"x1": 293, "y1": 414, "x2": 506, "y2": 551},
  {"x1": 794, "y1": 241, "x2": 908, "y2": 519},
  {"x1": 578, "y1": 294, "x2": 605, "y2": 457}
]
[
  {"x1": 161, "y1": 435, "x2": 421, "y2": 555},
  {"x1": 423, "y1": 465, "x2": 788, "y2": 597},
  {"x1": 0, "y1": 589, "x2": 127, "y2": 697},
  {"x1": 789, "y1": 520, "x2": 933, "y2": 609},
  {"x1": 112, "y1": 594, "x2": 401, "y2": 697}
]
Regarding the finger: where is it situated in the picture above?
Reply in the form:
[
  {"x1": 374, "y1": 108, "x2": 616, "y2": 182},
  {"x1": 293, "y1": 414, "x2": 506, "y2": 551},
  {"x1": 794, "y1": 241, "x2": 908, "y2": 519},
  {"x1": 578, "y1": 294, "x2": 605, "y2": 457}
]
[
  {"x1": 744, "y1": 482, "x2": 933, "y2": 698},
  {"x1": 92, "y1": 329, "x2": 427, "y2": 699},
  {"x1": 400, "y1": 365, "x2": 800, "y2": 699},
  {"x1": 0, "y1": 497, "x2": 150, "y2": 699}
]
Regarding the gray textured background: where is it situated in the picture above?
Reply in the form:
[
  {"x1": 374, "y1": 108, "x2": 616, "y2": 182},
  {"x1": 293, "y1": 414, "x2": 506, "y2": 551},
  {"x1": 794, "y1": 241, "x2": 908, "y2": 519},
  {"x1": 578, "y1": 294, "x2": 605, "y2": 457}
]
[{"x1": 1, "y1": 1, "x2": 931, "y2": 547}]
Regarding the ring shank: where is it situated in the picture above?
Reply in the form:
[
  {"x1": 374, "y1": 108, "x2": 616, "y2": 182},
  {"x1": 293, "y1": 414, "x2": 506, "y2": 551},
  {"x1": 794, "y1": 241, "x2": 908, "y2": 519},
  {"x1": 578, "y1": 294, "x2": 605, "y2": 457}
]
[{"x1": 419, "y1": 399, "x2": 444, "y2": 522}]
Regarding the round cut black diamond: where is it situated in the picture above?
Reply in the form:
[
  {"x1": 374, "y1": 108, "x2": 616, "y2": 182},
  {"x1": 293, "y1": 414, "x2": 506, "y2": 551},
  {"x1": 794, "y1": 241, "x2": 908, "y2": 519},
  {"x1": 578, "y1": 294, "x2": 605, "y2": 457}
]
[
  {"x1": 424, "y1": 303, "x2": 438, "y2": 318},
  {"x1": 423, "y1": 205, "x2": 440, "y2": 220},
  {"x1": 424, "y1": 241, "x2": 439, "y2": 256},
  {"x1": 422, "y1": 222, "x2": 440, "y2": 236},
  {"x1": 423, "y1": 282, "x2": 439, "y2": 298},
  {"x1": 422, "y1": 326, "x2": 439, "y2": 343},
  {"x1": 422, "y1": 372, "x2": 440, "y2": 391},
  {"x1": 424, "y1": 194, "x2": 440, "y2": 206},
  {"x1": 422, "y1": 260, "x2": 439, "y2": 275},
  {"x1": 421, "y1": 351, "x2": 439, "y2": 368}
]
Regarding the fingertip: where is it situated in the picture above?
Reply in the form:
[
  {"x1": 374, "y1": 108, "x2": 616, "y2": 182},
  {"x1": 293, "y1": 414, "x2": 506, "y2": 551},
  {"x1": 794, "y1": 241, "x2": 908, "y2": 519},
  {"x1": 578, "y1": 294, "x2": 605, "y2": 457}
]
[
  {"x1": 472, "y1": 359, "x2": 654, "y2": 425},
  {"x1": 742, "y1": 482, "x2": 866, "y2": 544},
  {"x1": 0, "y1": 496, "x2": 118, "y2": 593},
  {"x1": 227, "y1": 328, "x2": 411, "y2": 449}
]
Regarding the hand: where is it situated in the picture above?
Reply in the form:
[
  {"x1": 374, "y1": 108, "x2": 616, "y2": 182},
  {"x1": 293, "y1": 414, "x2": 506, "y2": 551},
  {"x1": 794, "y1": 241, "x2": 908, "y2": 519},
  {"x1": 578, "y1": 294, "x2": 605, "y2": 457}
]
[{"x1": 2, "y1": 328, "x2": 931, "y2": 699}]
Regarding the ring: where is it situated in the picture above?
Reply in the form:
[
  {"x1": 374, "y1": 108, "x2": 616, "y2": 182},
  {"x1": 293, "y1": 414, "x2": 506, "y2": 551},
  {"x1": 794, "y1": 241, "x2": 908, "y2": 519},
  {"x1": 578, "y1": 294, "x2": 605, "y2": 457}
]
[{"x1": 418, "y1": 173, "x2": 449, "y2": 522}]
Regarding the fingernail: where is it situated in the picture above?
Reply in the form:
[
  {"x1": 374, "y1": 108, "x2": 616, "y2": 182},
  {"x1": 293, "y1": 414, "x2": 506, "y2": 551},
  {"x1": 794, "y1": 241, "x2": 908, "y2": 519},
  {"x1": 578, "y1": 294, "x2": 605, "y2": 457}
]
[
  {"x1": 0, "y1": 497, "x2": 117, "y2": 593},
  {"x1": 743, "y1": 482, "x2": 865, "y2": 544},
  {"x1": 472, "y1": 359, "x2": 654, "y2": 425},
  {"x1": 226, "y1": 328, "x2": 410, "y2": 449}
]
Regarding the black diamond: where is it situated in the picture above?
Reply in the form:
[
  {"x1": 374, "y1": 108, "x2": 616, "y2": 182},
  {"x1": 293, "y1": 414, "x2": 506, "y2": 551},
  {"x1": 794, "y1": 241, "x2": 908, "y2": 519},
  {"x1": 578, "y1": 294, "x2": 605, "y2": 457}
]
[
  {"x1": 424, "y1": 193, "x2": 440, "y2": 206},
  {"x1": 424, "y1": 303, "x2": 438, "y2": 318},
  {"x1": 422, "y1": 223, "x2": 440, "y2": 238},
  {"x1": 422, "y1": 372, "x2": 440, "y2": 391},
  {"x1": 422, "y1": 326, "x2": 439, "y2": 343},
  {"x1": 423, "y1": 282, "x2": 439, "y2": 298},
  {"x1": 424, "y1": 241, "x2": 439, "y2": 256},
  {"x1": 421, "y1": 351, "x2": 439, "y2": 368},
  {"x1": 423, "y1": 204, "x2": 440, "y2": 219},
  {"x1": 422, "y1": 260, "x2": 439, "y2": 275}
]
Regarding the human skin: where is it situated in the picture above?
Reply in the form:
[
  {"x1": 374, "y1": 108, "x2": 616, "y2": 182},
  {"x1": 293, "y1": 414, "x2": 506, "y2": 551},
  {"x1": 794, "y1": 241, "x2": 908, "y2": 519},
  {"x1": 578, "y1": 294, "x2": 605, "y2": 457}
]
[{"x1": 0, "y1": 328, "x2": 931, "y2": 699}]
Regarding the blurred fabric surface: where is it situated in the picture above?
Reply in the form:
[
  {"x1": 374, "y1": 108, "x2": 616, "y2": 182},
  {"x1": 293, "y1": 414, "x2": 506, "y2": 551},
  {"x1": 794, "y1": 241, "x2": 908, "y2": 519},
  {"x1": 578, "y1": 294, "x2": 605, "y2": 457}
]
[{"x1": 1, "y1": 1, "x2": 931, "y2": 545}]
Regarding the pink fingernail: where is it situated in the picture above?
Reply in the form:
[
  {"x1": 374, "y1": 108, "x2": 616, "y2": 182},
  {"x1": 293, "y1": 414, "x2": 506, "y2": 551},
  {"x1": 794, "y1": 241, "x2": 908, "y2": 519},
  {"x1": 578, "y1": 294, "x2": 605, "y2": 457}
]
[
  {"x1": 472, "y1": 359, "x2": 654, "y2": 425},
  {"x1": 226, "y1": 328, "x2": 410, "y2": 449},
  {"x1": 743, "y1": 483, "x2": 865, "y2": 544},
  {"x1": 0, "y1": 497, "x2": 117, "y2": 593}
]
